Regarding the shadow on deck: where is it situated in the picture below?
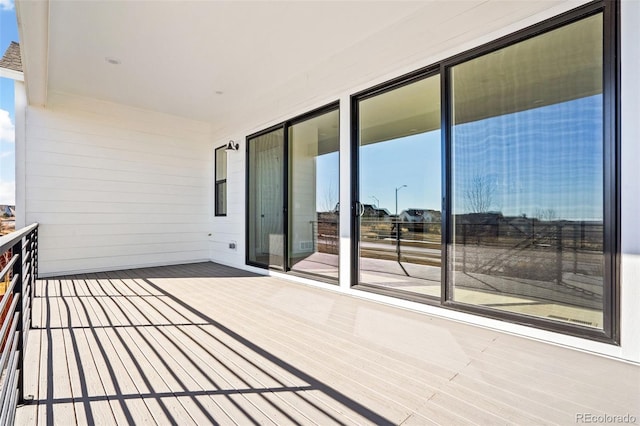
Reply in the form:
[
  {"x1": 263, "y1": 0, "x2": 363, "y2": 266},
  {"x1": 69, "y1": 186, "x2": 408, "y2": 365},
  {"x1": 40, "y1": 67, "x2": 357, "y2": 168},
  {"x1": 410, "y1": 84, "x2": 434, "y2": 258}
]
[{"x1": 16, "y1": 262, "x2": 640, "y2": 425}]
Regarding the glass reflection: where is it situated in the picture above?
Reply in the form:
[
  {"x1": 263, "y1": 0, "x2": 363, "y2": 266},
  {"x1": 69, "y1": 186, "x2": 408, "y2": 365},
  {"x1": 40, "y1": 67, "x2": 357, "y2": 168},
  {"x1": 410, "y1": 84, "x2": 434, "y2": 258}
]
[
  {"x1": 215, "y1": 146, "x2": 227, "y2": 216},
  {"x1": 248, "y1": 128, "x2": 285, "y2": 269},
  {"x1": 358, "y1": 74, "x2": 441, "y2": 297},
  {"x1": 449, "y1": 14, "x2": 604, "y2": 328},
  {"x1": 288, "y1": 109, "x2": 340, "y2": 280}
]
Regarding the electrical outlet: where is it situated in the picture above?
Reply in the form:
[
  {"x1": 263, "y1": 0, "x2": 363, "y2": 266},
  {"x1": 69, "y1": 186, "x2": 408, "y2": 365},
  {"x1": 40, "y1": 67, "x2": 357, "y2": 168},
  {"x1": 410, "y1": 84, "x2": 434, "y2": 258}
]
[{"x1": 229, "y1": 242, "x2": 237, "y2": 250}]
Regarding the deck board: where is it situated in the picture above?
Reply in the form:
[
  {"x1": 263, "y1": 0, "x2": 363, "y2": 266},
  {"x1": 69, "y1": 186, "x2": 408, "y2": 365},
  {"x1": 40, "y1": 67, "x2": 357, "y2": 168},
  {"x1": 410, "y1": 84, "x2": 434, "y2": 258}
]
[{"x1": 15, "y1": 262, "x2": 640, "y2": 425}]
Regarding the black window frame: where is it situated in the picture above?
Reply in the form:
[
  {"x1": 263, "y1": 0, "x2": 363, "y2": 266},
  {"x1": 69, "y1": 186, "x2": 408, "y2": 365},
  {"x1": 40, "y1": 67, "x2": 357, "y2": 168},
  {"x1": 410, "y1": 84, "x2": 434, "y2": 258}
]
[
  {"x1": 350, "y1": 67, "x2": 442, "y2": 302},
  {"x1": 348, "y1": 0, "x2": 619, "y2": 343},
  {"x1": 245, "y1": 101, "x2": 340, "y2": 284},
  {"x1": 214, "y1": 145, "x2": 228, "y2": 217}
]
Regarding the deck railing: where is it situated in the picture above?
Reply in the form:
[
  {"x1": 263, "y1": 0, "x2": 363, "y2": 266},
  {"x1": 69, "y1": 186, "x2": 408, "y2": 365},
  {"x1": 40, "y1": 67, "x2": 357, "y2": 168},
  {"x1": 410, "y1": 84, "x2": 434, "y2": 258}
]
[{"x1": 0, "y1": 223, "x2": 38, "y2": 425}]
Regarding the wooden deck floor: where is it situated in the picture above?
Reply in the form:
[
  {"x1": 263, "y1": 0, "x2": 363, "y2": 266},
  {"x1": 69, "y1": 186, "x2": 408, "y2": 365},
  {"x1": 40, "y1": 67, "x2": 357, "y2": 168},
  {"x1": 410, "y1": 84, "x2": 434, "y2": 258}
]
[{"x1": 15, "y1": 262, "x2": 639, "y2": 425}]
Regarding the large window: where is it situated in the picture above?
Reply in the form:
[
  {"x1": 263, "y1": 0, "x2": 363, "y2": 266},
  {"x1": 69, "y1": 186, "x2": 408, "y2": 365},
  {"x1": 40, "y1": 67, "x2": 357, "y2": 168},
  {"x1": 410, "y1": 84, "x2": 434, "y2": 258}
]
[
  {"x1": 447, "y1": 12, "x2": 607, "y2": 331},
  {"x1": 246, "y1": 2, "x2": 617, "y2": 340},
  {"x1": 214, "y1": 145, "x2": 227, "y2": 216},
  {"x1": 349, "y1": 2, "x2": 617, "y2": 340}
]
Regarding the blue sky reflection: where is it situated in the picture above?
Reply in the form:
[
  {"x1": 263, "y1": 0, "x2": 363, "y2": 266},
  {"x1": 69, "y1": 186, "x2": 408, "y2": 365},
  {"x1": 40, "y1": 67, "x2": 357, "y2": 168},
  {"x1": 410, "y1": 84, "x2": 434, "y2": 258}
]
[
  {"x1": 452, "y1": 94, "x2": 603, "y2": 221},
  {"x1": 352, "y1": 94, "x2": 602, "y2": 221}
]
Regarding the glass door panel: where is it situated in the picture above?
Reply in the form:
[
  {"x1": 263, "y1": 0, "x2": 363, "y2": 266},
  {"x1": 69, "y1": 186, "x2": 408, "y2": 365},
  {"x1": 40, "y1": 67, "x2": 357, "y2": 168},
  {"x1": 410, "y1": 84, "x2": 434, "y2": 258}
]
[
  {"x1": 248, "y1": 128, "x2": 285, "y2": 269},
  {"x1": 288, "y1": 109, "x2": 340, "y2": 281},
  {"x1": 448, "y1": 14, "x2": 605, "y2": 329},
  {"x1": 356, "y1": 74, "x2": 441, "y2": 297}
]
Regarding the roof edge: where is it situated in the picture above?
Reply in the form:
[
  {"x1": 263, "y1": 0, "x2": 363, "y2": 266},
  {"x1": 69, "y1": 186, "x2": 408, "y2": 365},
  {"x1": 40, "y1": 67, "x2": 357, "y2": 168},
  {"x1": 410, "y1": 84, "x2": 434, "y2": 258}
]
[
  {"x1": 15, "y1": 0, "x2": 49, "y2": 107},
  {"x1": 0, "y1": 67, "x2": 24, "y2": 82}
]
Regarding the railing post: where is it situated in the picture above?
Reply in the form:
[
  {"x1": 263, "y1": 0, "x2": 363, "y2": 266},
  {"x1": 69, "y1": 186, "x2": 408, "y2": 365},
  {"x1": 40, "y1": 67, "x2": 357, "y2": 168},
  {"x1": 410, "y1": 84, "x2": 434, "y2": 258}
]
[
  {"x1": 28, "y1": 231, "x2": 33, "y2": 327},
  {"x1": 33, "y1": 226, "x2": 40, "y2": 282},
  {"x1": 11, "y1": 237, "x2": 24, "y2": 404}
]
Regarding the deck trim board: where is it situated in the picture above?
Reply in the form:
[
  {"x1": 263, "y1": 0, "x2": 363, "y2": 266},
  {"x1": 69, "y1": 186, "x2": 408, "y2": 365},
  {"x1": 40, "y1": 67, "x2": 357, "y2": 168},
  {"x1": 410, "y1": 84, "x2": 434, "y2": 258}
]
[{"x1": 16, "y1": 262, "x2": 640, "y2": 426}]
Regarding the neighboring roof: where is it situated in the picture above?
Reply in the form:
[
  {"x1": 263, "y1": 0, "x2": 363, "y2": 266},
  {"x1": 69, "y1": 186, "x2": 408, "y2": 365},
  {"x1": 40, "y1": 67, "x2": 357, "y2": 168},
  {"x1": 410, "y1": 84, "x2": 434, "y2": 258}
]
[{"x1": 0, "y1": 41, "x2": 22, "y2": 72}]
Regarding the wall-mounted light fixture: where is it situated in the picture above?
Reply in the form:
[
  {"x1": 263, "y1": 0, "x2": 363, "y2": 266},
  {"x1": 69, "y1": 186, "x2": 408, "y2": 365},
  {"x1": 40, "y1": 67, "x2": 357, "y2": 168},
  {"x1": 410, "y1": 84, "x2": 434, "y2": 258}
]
[{"x1": 225, "y1": 140, "x2": 239, "y2": 152}]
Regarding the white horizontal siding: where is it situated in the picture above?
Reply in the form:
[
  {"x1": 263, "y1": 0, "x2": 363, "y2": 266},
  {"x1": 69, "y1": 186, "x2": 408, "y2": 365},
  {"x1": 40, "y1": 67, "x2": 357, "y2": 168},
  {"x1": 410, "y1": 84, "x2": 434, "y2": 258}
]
[
  {"x1": 40, "y1": 241, "x2": 206, "y2": 262},
  {"x1": 26, "y1": 177, "x2": 205, "y2": 197},
  {"x1": 208, "y1": 137, "x2": 245, "y2": 266},
  {"x1": 39, "y1": 253, "x2": 207, "y2": 277},
  {"x1": 27, "y1": 92, "x2": 212, "y2": 275},
  {"x1": 36, "y1": 223, "x2": 207, "y2": 237}
]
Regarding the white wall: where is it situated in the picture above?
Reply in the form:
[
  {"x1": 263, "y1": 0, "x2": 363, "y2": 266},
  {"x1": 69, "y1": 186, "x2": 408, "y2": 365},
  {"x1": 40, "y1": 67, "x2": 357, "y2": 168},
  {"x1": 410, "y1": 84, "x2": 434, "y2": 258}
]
[
  {"x1": 27, "y1": 92, "x2": 212, "y2": 276},
  {"x1": 208, "y1": 1, "x2": 640, "y2": 363},
  {"x1": 289, "y1": 123, "x2": 317, "y2": 256},
  {"x1": 208, "y1": 135, "x2": 246, "y2": 265},
  {"x1": 619, "y1": 0, "x2": 640, "y2": 364},
  {"x1": 14, "y1": 81, "x2": 26, "y2": 229}
]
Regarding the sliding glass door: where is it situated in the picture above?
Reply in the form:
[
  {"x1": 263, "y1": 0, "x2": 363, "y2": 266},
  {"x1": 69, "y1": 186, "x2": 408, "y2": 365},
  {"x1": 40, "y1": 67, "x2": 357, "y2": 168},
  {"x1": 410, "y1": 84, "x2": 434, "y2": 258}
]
[
  {"x1": 355, "y1": 74, "x2": 441, "y2": 297},
  {"x1": 350, "y1": 5, "x2": 614, "y2": 338},
  {"x1": 289, "y1": 109, "x2": 340, "y2": 280},
  {"x1": 247, "y1": 105, "x2": 340, "y2": 281},
  {"x1": 245, "y1": 3, "x2": 615, "y2": 340},
  {"x1": 447, "y1": 13, "x2": 606, "y2": 329},
  {"x1": 247, "y1": 127, "x2": 285, "y2": 269}
]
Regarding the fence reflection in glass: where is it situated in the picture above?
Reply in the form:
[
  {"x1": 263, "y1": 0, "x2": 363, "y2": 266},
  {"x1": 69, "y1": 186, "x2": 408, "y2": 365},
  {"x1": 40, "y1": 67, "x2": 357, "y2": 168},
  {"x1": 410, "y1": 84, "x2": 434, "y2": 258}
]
[
  {"x1": 357, "y1": 74, "x2": 441, "y2": 297},
  {"x1": 288, "y1": 109, "x2": 340, "y2": 280},
  {"x1": 448, "y1": 13, "x2": 605, "y2": 329}
]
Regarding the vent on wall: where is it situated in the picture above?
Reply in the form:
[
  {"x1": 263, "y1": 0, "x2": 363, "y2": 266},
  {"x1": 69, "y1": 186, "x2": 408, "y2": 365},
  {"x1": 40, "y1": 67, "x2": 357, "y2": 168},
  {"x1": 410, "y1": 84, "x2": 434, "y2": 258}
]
[{"x1": 299, "y1": 241, "x2": 313, "y2": 251}]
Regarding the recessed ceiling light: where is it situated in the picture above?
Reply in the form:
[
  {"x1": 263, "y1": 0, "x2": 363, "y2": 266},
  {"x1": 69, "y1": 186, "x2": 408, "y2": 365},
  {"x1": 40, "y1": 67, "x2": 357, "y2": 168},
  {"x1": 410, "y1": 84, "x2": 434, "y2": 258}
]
[{"x1": 105, "y1": 57, "x2": 121, "y2": 65}]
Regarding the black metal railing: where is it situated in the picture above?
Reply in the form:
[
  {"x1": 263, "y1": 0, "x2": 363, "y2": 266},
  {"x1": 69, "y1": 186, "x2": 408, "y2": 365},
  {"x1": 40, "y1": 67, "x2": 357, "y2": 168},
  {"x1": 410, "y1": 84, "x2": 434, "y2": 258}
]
[
  {"x1": 0, "y1": 223, "x2": 38, "y2": 424},
  {"x1": 309, "y1": 219, "x2": 339, "y2": 255}
]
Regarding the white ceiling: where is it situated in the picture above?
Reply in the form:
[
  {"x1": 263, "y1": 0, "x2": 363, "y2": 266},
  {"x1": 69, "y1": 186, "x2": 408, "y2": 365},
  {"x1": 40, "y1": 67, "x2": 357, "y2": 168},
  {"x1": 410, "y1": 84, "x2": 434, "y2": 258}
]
[
  {"x1": 47, "y1": 1, "x2": 428, "y2": 121},
  {"x1": 40, "y1": 0, "x2": 582, "y2": 132}
]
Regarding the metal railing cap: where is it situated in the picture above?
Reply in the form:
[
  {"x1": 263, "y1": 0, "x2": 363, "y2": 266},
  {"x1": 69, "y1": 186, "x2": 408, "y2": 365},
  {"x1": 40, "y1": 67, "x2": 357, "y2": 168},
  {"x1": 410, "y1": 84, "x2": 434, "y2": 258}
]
[{"x1": 0, "y1": 223, "x2": 39, "y2": 254}]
